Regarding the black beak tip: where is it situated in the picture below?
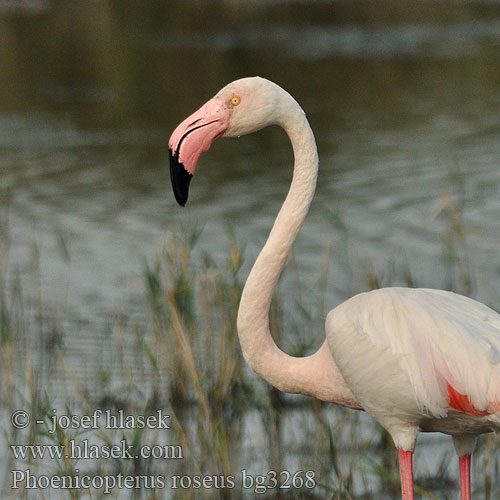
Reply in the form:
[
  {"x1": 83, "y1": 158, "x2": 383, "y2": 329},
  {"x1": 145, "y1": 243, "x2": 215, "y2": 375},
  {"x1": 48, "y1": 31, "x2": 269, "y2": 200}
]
[{"x1": 169, "y1": 149, "x2": 192, "y2": 207}]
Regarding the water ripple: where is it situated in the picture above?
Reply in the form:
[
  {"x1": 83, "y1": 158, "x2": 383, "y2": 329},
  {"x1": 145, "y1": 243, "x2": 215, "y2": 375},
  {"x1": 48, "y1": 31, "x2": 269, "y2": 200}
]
[{"x1": 150, "y1": 20, "x2": 500, "y2": 59}]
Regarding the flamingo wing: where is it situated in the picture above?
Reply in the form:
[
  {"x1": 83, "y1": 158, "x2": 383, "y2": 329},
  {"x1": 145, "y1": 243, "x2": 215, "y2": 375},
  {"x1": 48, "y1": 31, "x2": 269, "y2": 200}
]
[{"x1": 327, "y1": 288, "x2": 500, "y2": 419}]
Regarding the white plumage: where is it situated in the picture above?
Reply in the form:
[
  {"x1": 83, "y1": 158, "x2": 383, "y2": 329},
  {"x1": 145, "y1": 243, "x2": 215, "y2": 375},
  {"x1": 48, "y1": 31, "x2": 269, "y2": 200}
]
[{"x1": 327, "y1": 287, "x2": 500, "y2": 452}]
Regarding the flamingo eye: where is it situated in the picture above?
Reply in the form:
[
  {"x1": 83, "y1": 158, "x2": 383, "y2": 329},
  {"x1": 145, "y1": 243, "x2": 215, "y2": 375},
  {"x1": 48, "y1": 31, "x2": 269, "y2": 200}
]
[{"x1": 231, "y1": 96, "x2": 241, "y2": 106}]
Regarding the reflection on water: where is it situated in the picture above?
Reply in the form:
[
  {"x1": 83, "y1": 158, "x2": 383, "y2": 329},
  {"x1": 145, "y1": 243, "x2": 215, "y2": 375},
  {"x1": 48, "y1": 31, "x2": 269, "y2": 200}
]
[
  {"x1": 153, "y1": 19, "x2": 500, "y2": 59},
  {"x1": 1, "y1": 1, "x2": 500, "y2": 497}
]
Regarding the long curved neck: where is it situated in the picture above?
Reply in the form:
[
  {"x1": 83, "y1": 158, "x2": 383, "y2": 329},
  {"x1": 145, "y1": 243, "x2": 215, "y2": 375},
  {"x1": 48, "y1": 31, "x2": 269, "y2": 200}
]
[{"x1": 236, "y1": 97, "x2": 360, "y2": 409}]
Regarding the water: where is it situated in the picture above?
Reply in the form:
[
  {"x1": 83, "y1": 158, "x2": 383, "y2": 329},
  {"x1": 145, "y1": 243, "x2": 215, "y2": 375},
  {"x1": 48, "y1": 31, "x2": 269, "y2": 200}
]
[
  {"x1": 2, "y1": 1, "x2": 500, "y2": 497},
  {"x1": 3, "y1": 4, "x2": 500, "y2": 330}
]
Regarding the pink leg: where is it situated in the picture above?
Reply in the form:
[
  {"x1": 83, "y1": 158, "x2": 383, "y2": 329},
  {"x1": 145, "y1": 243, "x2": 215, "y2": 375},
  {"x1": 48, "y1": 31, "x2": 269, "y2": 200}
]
[
  {"x1": 398, "y1": 448, "x2": 414, "y2": 500},
  {"x1": 459, "y1": 454, "x2": 471, "y2": 500}
]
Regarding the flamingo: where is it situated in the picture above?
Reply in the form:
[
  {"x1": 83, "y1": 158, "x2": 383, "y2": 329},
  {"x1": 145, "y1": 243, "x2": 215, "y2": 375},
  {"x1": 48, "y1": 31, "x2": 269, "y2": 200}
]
[{"x1": 168, "y1": 76, "x2": 500, "y2": 500}]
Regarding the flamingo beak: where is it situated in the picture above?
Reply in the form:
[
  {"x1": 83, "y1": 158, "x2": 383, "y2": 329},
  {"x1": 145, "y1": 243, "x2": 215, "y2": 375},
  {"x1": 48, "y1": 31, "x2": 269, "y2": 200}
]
[{"x1": 168, "y1": 98, "x2": 230, "y2": 206}]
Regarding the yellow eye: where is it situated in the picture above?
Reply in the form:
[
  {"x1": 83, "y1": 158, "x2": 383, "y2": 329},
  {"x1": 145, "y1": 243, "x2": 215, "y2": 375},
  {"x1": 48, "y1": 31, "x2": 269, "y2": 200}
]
[{"x1": 231, "y1": 96, "x2": 240, "y2": 106}]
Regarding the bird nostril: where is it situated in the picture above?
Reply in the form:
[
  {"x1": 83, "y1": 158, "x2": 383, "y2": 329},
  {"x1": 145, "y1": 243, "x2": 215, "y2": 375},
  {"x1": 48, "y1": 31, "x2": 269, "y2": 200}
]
[{"x1": 187, "y1": 118, "x2": 202, "y2": 128}]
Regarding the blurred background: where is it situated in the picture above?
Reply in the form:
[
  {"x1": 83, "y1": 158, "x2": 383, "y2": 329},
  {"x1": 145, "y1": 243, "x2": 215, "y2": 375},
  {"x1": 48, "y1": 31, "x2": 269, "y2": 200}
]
[{"x1": 1, "y1": 1, "x2": 500, "y2": 498}]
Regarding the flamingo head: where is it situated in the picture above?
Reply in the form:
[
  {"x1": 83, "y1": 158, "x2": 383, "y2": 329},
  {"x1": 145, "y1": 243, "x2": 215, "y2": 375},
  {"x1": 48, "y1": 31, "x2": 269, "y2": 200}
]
[{"x1": 168, "y1": 77, "x2": 282, "y2": 206}]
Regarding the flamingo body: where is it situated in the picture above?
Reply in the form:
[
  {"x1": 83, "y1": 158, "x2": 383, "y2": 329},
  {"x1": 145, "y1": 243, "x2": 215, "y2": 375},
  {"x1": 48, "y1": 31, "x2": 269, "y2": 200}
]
[
  {"x1": 168, "y1": 77, "x2": 500, "y2": 499},
  {"x1": 326, "y1": 287, "x2": 500, "y2": 451}
]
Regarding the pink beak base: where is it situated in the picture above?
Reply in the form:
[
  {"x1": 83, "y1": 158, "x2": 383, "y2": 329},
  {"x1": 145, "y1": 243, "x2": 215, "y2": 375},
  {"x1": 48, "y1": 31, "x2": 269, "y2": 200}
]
[{"x1": 169, "y1": 98, "x2": 230, "y2": 206}]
